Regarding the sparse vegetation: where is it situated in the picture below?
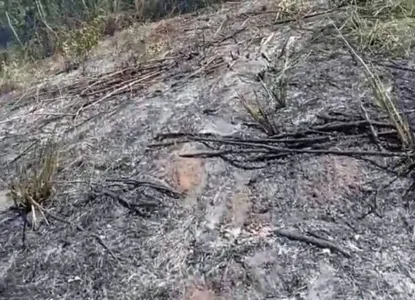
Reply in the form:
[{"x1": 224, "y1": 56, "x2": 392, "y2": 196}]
[
  {"x1": 0, "y1": 0, "x2": 228, "y2": 93},
  {"x1": 335, "y1": 23, "x2": 414, "y2": 148},
  {"x1": 340, "y1": 0, "x2": 415, "y2": 56},
  {"x1": 0, "y1": 0, "x2": 225, "y2": 60},
  {"x1": 9, "y1": 139, "x2": 59, "y2": 230},
  {"x1": 238, "y1": 91, "x2": 279, "y2": 136},
  {"x1": 239, "y1": 35, "x2": 307, "y2": 136},
  {"x1": 57, "y1": 15, "x2": 106, "y2": 63},
  {"x1": 332, "y1": 0, "x2": 415, "y2": 151}
]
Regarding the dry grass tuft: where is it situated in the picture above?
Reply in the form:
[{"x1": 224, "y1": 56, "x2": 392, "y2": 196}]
[
  {"x1": 9, "y1": 139, "x2": 59, "y2": 229},
  {"x1": 238, "y1": 91, "x2": 279, "y2": 136},
  {"x1": 340, "y1": 0, "x2": 415, "y2": 56},
  {"x1": 334, "y1": 22, "x2": 414, "y2": 148},
  {"x1": 238, "y1": 35, "x2": 306, "y2": 136},
  {"x1": 274, "y1": 0, "x2": 312, "y2": 20}
]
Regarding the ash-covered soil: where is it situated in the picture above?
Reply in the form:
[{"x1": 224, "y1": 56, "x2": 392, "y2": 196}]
[{"x1": 1, "y1": 1, "x2": 415, "y2": 299}]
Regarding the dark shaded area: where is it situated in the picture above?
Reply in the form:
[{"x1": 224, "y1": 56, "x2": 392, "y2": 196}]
[
  {"x1": 0, "y1": 25, "x2": 12, "y2": 49},
  {"x1": 0, "y1": 0, "x2": 227, "y2": 59}
]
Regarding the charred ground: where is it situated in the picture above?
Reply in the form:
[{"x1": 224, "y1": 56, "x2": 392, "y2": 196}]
[{"x1": 1, "y1": 1, "x2": 415, "y2": 299}]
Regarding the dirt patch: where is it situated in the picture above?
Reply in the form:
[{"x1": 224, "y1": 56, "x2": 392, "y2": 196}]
[
  {"x1": 166, "y1": 144, "x2": 207, "y2": 198},
  {"x1": 185, "y1": 286, "x2": 217, "y2": 300}
]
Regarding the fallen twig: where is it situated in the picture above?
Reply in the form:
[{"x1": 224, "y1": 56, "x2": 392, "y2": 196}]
[
  {"x1": 156, "y1": 119, "x2": 394, "y2": 142},
  {"x1": 185, "y1": 136, "x2": 408, "y2": 158},
  {"x1": 373, "y1": 60, "x2": 415, "y2": 74},
  {"x1": 312, "y1": 119, "x2": 394, "y2": 132},
  {"x1": 186, "y1": 56, "x2": 223, "y2": 79},
  {"x1": 106, "y1": 178, "x2": 182, "y2": 199},
  {"x1": 179, "y1": 148, "x2": 269, "y2": 158},
  {"x1": 76, "y1": 70, "x2": 161, "y2": 115},
  {"x1": 274, "y1": 8, "x2": 339, "y2": 25},
  {"x1": 7, "y1": 139, "x2": 40, "y2": 165},
  {"x1": 273, "y1": 228, "x2": 352, "y2": 258},
  {"x1": 147, "y1": 139, "x2": 189, "y2": 148},
  {"x1": 206, "y1": 27, "x2": 247, "y2": 47},
  {"x1": 101, "y1": 189, "x2": 153, "y2": 217},
  {"x1": 180, "y1": 147, "x2": 407, "y2": 158}
]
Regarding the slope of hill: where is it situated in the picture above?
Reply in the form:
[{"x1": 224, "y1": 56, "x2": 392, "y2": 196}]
[{"x1": 1, "y1": 0, "x2": 415, "y2": 299}]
